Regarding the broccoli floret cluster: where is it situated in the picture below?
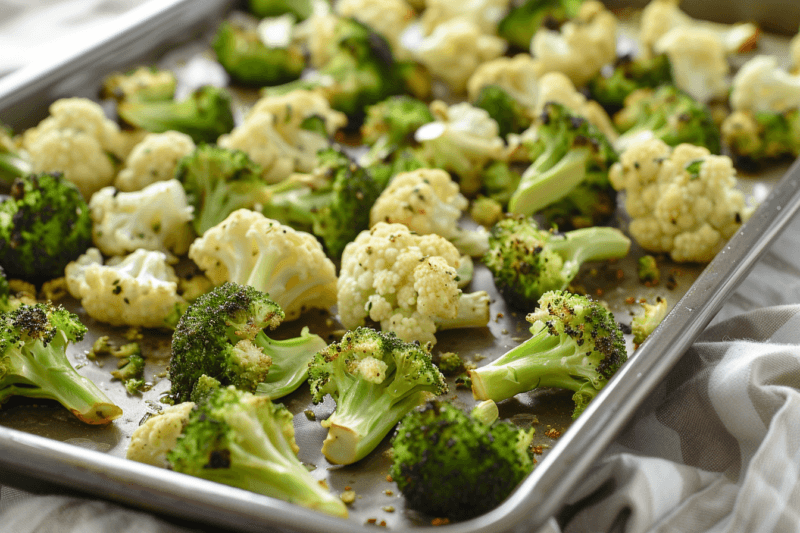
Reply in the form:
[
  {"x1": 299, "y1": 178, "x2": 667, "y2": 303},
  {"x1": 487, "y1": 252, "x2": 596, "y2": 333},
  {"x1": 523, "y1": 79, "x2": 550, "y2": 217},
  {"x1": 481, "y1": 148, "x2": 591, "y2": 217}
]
[
  {"x1": 587, "y1": 54, "x2": 674, "y2": 111},
  {"x1": 390, "y1": 400, "x2": 534, "y2": 521},
  {"x1": 497, "y1": 0, "x2": 584, "y2": 51}
]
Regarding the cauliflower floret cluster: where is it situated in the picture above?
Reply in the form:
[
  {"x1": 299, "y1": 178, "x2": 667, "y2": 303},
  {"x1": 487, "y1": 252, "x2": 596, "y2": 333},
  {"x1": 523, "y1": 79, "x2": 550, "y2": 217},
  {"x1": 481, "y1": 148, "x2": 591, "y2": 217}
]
[
  {"x1": 126, "y1": 402, "x2": 195, "y2": 468},
  {"x1": 218, "y1": 89, "x2": 346, "y2": 183},
  {"x1": 188, "y1": 209, "x2": 337, "y2": 321},
  {"x1": 411, "y1": 18, "x2": 507, "y2": 94},
  {"x1": 21, "y1": 98, "x2": 125, "y2": 199},
  {"x1": 115, "y1": 131, "x2": 196, "y2": 192},
  {"x1": 89, "y1": 179, "x2": 195, "y2": 261},
  {"x1": 609, "y1": 139, "x2": 753, "y2": 263},
  {"x1": 419, "y1": 0, "x2": 511, "y2": 36},
  {"x1": 729, "y1": 55, "x2": 800, "y2": 114},
  {"x1": 65, "y1": 247, "x2": 187, "y2": 328},
  {"x1": 466, "y1": 54, "x2": 544, "y2": 109},
  {"x1": 369, "y1": 168, "x2": 489, "y2": 257},
  {"x1": 338, "y1": 222, "x2": 490, "y2": 346},
  {"x1": 414, "y1": 100, "x2": 506, "y2": 196},
  {"x1": 530, "y1": 0, "x2": 617, "y2": 88},
  {"x1": 335, "y1": 0, "x2": 416, "y2": 60}
]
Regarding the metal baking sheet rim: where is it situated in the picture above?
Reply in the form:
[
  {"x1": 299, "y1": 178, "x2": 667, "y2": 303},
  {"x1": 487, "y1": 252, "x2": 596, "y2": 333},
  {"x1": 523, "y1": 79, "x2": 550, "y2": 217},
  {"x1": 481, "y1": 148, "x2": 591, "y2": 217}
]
[{"x1": 2, "y1": 1, "x2": 800, "y2": 532}]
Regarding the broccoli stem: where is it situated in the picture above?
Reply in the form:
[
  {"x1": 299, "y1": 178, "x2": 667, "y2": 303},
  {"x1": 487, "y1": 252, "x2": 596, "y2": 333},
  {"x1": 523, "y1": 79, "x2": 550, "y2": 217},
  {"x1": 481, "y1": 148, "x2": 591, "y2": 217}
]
[
  {"x1": 0, "y1": 152, "x2": 31, "y2": 187},
  {"x1": 508, "y1": 147, "x2": 592, "y2": 216},
  {"x1": 322, "y1": 378, "x2": 428, "y2": 465},
  {"x1": 435, "y1": 292, "x2": 491, "y2": 331},
  {"x1": 548, "y1": 226, "x2": 633, "y2": 265},
  {"x1": 253, "y1": 327, "x2": 327, "y2": 400},
  {"x1": 5, "y1": 342, "x2": 122, "y2": 424},
  {"x1": 470, "y1": 327, "x2": 601, "y2": 403}
]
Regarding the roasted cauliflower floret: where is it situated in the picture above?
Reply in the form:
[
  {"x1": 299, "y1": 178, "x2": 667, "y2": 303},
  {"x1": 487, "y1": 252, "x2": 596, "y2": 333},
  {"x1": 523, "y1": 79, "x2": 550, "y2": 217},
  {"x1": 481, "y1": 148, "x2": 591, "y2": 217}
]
[
  {"x1": 530, "y1": 0, "x2": 617, "y2": 88},
  {"x1": 369, "y1": 168, "x2": 489, "y2": 257},
  {"x1": 65, "y1": 248, "x2": 187, "y2": 328},
  {"x1": 419, "y1": 0, "x2": 512, "y2": 36},
  {"x1": 114, "y1": 131, "x2": 196, "y2": 192},
  {"x1": 89, "y1": 179, "x2": 195, "y2": 261},
  {"x1": 188, "y1": 209, "x2": 337, "y2": 321},
  {"x1": 609, "y1": 139, "x2": 753, "y2": 263},
  {"x1": 729, "y1": 55, "x2": 800, "y2": 114},
  {"x1": 338, "y1": 222, "x2": 490, "y2": 346},
  {"x1": 466, "y1": 54, "x2": 544, "y2": 109},
  {"x1": 126, "y1": 402, "x2": 195, "y2": 468}
]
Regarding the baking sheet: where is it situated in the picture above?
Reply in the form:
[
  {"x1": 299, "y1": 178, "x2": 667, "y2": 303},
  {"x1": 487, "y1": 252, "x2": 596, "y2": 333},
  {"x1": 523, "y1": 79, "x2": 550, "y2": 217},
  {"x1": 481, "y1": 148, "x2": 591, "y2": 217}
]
[{"x1": 0, "y1": 1, "x2": 799, "y2": 532}]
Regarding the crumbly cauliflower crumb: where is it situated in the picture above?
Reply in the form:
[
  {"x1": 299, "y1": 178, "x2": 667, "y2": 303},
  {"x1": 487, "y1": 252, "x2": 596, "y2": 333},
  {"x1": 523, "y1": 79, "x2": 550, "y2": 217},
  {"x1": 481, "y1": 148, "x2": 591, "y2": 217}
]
[
  {"x1": 609, "y1": 139, "x2": 753, "y2": 262},
  {"x1": 115, "y1": 131, "x2": 196, "y2": 192},
  {"x1": 127, "y1": 402, "x2": 195, "y2": 468}
]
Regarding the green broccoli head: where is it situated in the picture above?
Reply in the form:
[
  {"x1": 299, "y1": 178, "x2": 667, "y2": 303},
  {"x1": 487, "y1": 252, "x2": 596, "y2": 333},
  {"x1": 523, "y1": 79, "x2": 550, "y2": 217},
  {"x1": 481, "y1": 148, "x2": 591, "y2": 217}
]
[
  {"x1": 117, "y1": 85, "x2": 235, "y2": 144},
  {"x1": 508, "y1": 103, "x2": 618, "y2": 221},
  {"x1": 0, "y1": 172, "x2": 92, "y2": 282},
  {"x1": 498, "y1": 0, "x2": 584, "y2": 50},
  {"x1": 175, "y1": 144, "x2": 268, "y2": 235},
  {"x1": 587, "y1": 53, "x2": 674, "y2": 111},
  {"x1": 261, "y1": 147, "x2": 386, "y2": 258},
  {"x1": 308, "y1": 327, "x2": 448, "y2": 465},
  {"x1": 0, "y1": 302, "x2": 122, "y2": 424},
  {"x1": 436, "y1": 351, "x2": 465, "y2": 375},
  {"x1": 614, "y1": 85, "x2": 722, "y2": 154},
  {"x1": 361, "y1": 95, "x2": 435, "y2": 151},
  {"x1": 167, "y1": 385, "x2": 348, "y2": 518},
  {"x1": 390, "y1": 400, "x2": 535, "y2": 521},
  {"x1": 169, "y1": 282, "x2": 327, "y2": 403},
  {"x1": 470, "y1": 290, "x2": 627, "y2": 418},
  {"x1": 484, "y1": 216, "x2": 630, "y2": 310},
  {"x1": 212, "y1": 20, "x2": 305, "y2": 87},
  {"x1": 723, "y1": 109, "x2": 800, "y2": 165},
  {"x1": 473, "y1": 85, "x2": 533, "y2": 138}
]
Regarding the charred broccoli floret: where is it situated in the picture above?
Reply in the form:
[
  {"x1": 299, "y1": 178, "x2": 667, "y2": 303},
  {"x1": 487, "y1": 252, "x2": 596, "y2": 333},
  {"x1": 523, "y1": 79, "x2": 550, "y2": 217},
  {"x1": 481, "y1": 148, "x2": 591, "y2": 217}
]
[
  {"x1": 174, "y1": 144, "x2": 270, "y2": 235},
  {"x1": 721, "y1": 109, "x2": 800, "y2": 165},
  {"x1": 498, "y1": 0, "x2": 584, "y2": 51},
  {"x1": 111, "y1": 350, "x2": 146, "y2": 395},
  {"x1": 484, "y1": 216, "x2": 630, "y2": 310},
  {"x1": 169, "y1": 282, "x2": 327, "y2": 403},
  {"x1": 614, "y1": 85, "x2": 721, "y2": 154},
  {"x1": 390, "y1": 400, "x2": 535, "y2": 521},
  {"x1": 0, "y1": 172, "x2": 92, "y2": 282},
  {"x1": 117, "y1": 85, "x2": 235, "y2": 144},
  {"x1": 587, "y1": 54, "x2": 674, "y2": 111},
  {"x1": 508, "y1": 103, "x2": 618, "y2": 228},
  {"x1": 308, "y1": 327, "x2": 448, "y2": 465},
  {"x1": 473, "y1": 85, "x2": 533, "y2": 138},
  {"x1": 212, "y1": 18, "x2": 305, "y2": 87},
  {"x1": 470, "y1": 291, "x2": 628, "y2": 419},
  {"x1": 167, "y1": 386, "x2": 348, "y2": 517},
  {"x1": 0, "y1": 302, "x2": 122, "y2": 424}
]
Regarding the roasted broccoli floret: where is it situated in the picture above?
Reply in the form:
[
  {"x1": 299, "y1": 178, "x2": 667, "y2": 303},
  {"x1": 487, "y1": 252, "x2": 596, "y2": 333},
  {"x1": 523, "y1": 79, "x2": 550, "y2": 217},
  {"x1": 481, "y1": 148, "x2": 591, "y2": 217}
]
[
  {"x1": 111, "y1": 351, "x2": 146, "y2": 395},
  {"x1": 498, "y1": 0, "x2": 584, "y2": 51},
  {"x1": 484, "y1": 216, "x2": 630, "y2": 310},
  {"x1": 212, "y1": 18, "x2": 305, "y2": 87},
  {"x1": 435, "y1": 351, "x2": 465, "y2": 375},
  {"x1": 390, "y1": 400, "x2": 534, "y2": 521},
  {"x1": 308, "y1": 327, "x2": 448, "y2": 465},
  {"x1": 508, "y1": 103, "x2": 618, "y2": 226},
  {"x1": 614, "y1": 85, "x2": 721, "y2": 154},
  {"x1": 0, "y1": 172, "x2": 92, "y2": 282},
  {"x1": 587, "y1": 54, "x2": 674, "y2": 111},
  {"x1": 166, "y1": 385, "x2": 348, "y2": 518},
  {"x1": 117, "y1": 85, "x2": 235, "y2": 144},
  {"x1": 261, "y1": 147, "x2": 385, "y2": 258},
  {"x1": 169, "y1": 282, "x2": 327, "y2": 403},
  {"x1": 359, "y1": 95, "x2": 434, "y2": 169},
  {"x1": 0, "y1": 302, "x2": 122, "y2": 424},
  {"x1": 473, "y1": 85, "x2": 533, "y2": 138},
  {"x1": 470, "y1": 290, "x2": 627, "y2": 419},
  {"x1": 174, "y1": 144, "x2": 269, "y2": 235},
  {"x1": 248, "y1": 0, "x2": 312, "y2": 20},
  {"x1": 637, "y1": 255, "x2": 660, "y2": 285},
  {"x1": 100, "y1": 66, "x2": 177, "y2": 103},
  {"x1": 632, "y1": 296, "x2": 668, "y2": 345},
  {"x1": 721, "y1": 109, "x2": 800, "y2": 165}
]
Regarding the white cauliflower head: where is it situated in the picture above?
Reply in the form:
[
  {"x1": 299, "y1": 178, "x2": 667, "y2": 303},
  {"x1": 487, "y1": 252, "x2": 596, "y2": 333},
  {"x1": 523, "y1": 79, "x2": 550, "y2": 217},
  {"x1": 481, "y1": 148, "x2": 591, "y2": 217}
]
[
  {"x1": 188, "y1": 209, "x2": 337, "y2": 321},
  {"x1": 218, "y1": 89, "x2": 346, "y2": 183},
  {"x1": 414, "y1": 100, "x2": 506, "y2": 196},
  {"x1": 530, "y1": 0, "x2": 617, "y2": 88},
  {"x1": 466, "y1": 53, "x2": 544, "y2": 109},
  {"x1": 411, "y1": 18, "x2": 507, "y2": 94},
  {"x1": 21, "y1": 98, "x2": 125, "y2": 199},
  {"x1": 729, "y1": 55, "x2": 800, "y2": 114},
  {"x1": 115, "y1": 131, "x2": 196, "y2": 192},
  {"x1": 126, "y1": 402, "x2": 195, "y2": 468},
  {"x1": 609, "y1": 139, "x2": 753, "y2": 262},
  {"x1": 89, "y1": 179, "x2": 195, "y2": 261},
  {"x1": 653, "y1": 26, "x2": 729, "y2": 104},
  {"x1": 338, "y1": 222, "x2": 490, "y2": 346},
  {"x1": 420, "y1": 0, "x2": 511, "y2": 36},
  {"x1": 369, "y1": 168, "x2": 489, "y2": 257},
  {"x1": 65, "y1": 248, "x2": 187, "y2": 328}
]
